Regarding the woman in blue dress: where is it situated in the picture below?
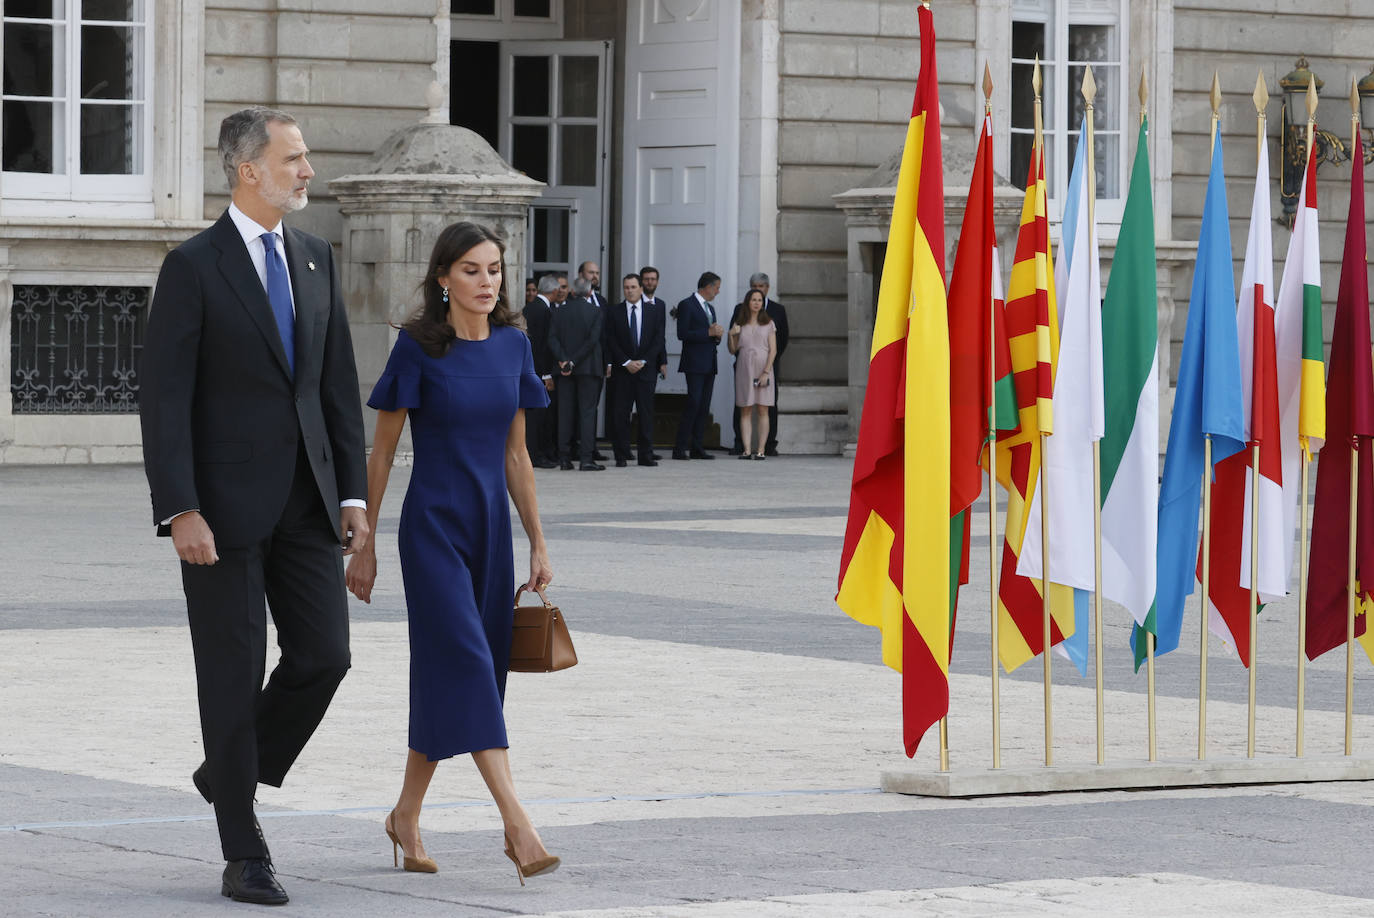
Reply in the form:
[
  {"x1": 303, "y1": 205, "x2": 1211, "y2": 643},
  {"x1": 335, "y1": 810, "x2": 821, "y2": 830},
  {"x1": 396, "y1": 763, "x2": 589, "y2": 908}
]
[{"x1": 345, "y1": 222, "x2": 560, "y2": 883}]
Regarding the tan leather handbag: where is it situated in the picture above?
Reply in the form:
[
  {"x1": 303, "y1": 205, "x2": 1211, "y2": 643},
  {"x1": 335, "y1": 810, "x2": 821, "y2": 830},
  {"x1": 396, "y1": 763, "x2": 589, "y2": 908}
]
[{"x1": 510, "y1": 587, "x2": 578, "y2": 672}]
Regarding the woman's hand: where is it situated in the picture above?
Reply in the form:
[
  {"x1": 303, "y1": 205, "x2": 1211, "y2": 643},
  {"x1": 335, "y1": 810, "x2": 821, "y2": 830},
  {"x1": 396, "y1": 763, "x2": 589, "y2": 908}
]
[
  {"x1": 729, "y1": 324, "x2": 742, "y2": 336},
  {"x1": 346, "y1": 549, "x2": 378, "y2": 603},
  {"x1": 524, "y1": 548, "x2": 554, "y2": 594}
]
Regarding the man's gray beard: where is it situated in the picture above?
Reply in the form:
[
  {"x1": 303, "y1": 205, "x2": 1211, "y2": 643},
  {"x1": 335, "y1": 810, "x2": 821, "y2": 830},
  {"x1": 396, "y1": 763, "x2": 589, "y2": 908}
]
[{"x1": 259, "y1": 170, "x2": 308, "y2": 213}]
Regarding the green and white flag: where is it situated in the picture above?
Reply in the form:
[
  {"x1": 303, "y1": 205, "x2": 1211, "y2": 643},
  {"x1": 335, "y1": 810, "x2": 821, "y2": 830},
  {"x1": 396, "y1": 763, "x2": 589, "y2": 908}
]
[{"x1": 1100, "y1": 119, "x2": 1159, "y2": 645}]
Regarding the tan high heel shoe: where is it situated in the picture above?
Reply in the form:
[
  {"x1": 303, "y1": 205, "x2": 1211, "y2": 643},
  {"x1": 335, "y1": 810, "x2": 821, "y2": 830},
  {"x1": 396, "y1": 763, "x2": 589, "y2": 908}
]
[
  {"x1": 385, "y1": 809, "x2": 438, "y2": 873},
  {"x1": 503, "y1": 831, "x2": 560, "y2": 886}
]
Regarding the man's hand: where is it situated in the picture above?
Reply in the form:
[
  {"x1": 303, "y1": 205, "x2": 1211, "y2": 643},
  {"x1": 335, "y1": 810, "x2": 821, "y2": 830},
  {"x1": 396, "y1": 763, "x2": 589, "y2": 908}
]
[
  {"x1": 627, "y1": 360, "x2": 645, "y2": 374},
  {"x1": 559, "y1": 360, "x2": 573, "y2": 376},
  {"x1": 659, "y1": 364, "x2": 668, "y2": 379},
  {"x1": 171, "y1": 511, "x2": 219, "y2": 566},
  {"x1": 544, "y1": 377, "x2": 555, "y2": 392},
  {"x1": 340, "y1": 505, "x2": 371, "y2": 557}
]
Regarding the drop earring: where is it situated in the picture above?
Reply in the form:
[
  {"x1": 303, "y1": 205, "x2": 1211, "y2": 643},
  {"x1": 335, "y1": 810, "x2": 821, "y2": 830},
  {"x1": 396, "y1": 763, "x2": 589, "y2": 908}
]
[{"x1": 441, "y1": 285, "x2": 450, "y2": 304}]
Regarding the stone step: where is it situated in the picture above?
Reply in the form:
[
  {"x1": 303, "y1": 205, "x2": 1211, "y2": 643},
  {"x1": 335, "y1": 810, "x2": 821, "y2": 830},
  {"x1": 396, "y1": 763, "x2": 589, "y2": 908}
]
[
  {"x1": 782, "y1": 337, "x2": 846, "y2": 382},
  {"x1": 776, "y1": 410, "x2": 850, "y2": 455},
  {"x1": 779, "y1": 383, "x2": 847, "y2": 414}
]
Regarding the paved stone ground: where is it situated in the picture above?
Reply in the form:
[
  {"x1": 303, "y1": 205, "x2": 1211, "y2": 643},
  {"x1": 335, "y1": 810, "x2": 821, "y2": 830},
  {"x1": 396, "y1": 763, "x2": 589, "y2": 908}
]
[{"x1": 3, "y1": 455, "x2": 1374, "y2": 916}]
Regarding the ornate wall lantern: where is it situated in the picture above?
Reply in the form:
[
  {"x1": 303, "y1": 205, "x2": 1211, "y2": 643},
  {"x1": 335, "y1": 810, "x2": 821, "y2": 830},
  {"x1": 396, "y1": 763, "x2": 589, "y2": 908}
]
[{"x1": 1278, "y1": 57, "x2": 1347, "y2": 223}]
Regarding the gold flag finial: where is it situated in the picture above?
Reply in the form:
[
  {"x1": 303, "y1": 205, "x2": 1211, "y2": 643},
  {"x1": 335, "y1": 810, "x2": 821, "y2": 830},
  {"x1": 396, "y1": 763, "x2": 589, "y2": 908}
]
[
  {"x1": 1351, "y1": 76, "x2": 1361, "y2": 124},
  {"x1": 1033, "y1": 56, "x2": 1042, "y2": 98},
  {"x1": 1210, "y1": 71, "x2": 1222, "y2": 116},
  {"x1": 1306, "y1": 73, "x2": 1318, "y2": 120},
  {"x1": 983, "y1": 61, "x2": 993, "y2": 103},
  {"x1": 1139, "y1": 69, "x2": 1149, "y2": 108},
  {"x1": 1082, "y1": 65, "x2": 1097, "y2": 106},
  {"x1": 1253, "y1": 71, "x2": 1269, "y2": 114}
]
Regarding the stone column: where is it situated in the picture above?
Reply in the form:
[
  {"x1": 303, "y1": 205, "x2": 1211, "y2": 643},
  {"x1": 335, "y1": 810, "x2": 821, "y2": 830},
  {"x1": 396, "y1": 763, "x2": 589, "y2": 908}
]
[{"x1": 329, "y1": 123, "x2": 545, "y2": 441}]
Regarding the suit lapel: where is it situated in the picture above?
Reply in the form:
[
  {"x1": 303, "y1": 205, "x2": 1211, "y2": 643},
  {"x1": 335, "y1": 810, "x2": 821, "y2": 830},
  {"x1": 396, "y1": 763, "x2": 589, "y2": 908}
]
[
  {"x1": 211, "y1": 214, "x2": 293, "y2": 380},
  {"x1": 283, "y1": 227, "x2": 325, "y2": 380}
]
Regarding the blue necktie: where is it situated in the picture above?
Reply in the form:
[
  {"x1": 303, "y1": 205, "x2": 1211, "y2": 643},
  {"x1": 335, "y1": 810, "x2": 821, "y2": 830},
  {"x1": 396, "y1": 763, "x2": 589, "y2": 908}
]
[{"x1": 261, "y1": 232, "x2": 295, "y2": 376}]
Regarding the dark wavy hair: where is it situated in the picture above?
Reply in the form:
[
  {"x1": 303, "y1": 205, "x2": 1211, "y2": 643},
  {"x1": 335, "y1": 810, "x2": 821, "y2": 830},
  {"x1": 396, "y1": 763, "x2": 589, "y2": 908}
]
[
  {"x1": 733, "y1": 288, "x2": 772, "y2": 327},
  {"x1": 401, "y1": 222, "x2": 523, "y2": 358}
]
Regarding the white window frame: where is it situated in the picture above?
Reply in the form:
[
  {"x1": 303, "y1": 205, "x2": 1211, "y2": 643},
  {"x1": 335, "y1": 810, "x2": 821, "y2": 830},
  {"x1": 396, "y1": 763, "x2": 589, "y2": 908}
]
[
  {"x1": 1, "y1": 1, "x2": 155, "y2": 216},
  {"x1": 452, "y1": 0, "x2": 563, "y2": 41},
  {"x1": 1010, "y1": 0, "x2": 1128, "y2": 225}
]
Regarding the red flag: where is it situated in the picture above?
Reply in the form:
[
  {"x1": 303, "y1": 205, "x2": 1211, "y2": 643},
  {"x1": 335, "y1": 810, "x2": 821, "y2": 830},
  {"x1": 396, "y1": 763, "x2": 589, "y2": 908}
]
[{"x1": 1306, "y1": 132, "x2": 1374, "y2": 660}]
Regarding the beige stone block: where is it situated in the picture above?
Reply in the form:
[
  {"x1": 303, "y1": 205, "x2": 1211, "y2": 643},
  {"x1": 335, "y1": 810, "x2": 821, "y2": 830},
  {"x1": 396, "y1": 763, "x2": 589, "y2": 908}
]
[
  {"x1": 777, "y1": 254, "x2": 846, "y2": 296},
  {"x1": 1, "y1": 445, "x2": 67, "y2": 464},
  {"x1": 204, "y1": 56, "x2": 275, "y2": 103},
  {"x1": 779, "y1": 165, "x2": 869, "y2": 208},
  {"x1": 779, "y1": 210, "x2": 847, "y2": 252},
  {"x1": 279, "y1": 0, "x2": 436, "y2": 14},
  {"x1": 275, "y1": 61, "x2": 434, "y2": 108},
  {"x1": 779, "y1": 34, "x2": 858, "y2": 78},
  {"x1": 90, "y1": 446, "x2": 143, "y2": 463},
  {"x1": 275, "y1": 13, "x2": 436, "y2": 64},
  {"x1": 777, "y1": 297, "x2": 846, "y2": 338},
  {"x1": 781, "y1": 78, "x2": 881, "y2": 122},
  {"x1": 779, "y1": 121, "x2": 905, "y2": 166},
  {"x1": 207, "y1": 0, "x2": 272, "y2": 12},
  {"x1": 780, "y1": 0, "x2": 880, "y2": 36},
  {"x1": 784, "y1": 337, "x2": 846, "y2": 381},
  {"x1": 205, "y1": 10, "x2": 273, "y2": 56},
  {"x1": 854, "y1": 37, "x2": 917, "y2": 82}
]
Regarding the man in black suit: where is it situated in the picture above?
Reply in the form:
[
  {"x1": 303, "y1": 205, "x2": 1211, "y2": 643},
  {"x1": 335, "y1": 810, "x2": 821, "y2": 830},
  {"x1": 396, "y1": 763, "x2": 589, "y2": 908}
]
[
  {"x1": 730, "y1": 271, "x2": 791, "y2": 456},
  {"x1": 605, "y1": 273, "x2": 668, "y2": 467},
  {"x1": 139, "y1": 108, "x2": 369, "y2": 906},
  {"x1": 578, "y1": 259, "x2": 607, "y2": 310},
  {"x1": 522, "y1": 275, "x2": 560, "y2": 468},
  {"x1": 639, "y1": 265, "x2": 662, "y2": 309},
  {"x1": 673, "y1": 271, "x2": 724, "y2": 460},
  {"x1": 549, "y1": 275, "x2": 606, "y2": 470}
]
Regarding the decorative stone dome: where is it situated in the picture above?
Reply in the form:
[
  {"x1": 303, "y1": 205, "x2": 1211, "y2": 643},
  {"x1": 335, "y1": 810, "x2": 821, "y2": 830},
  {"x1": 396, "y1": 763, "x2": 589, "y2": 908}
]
[{"x1": 358, "y1": 122, "x2": 526, "y2": 179}]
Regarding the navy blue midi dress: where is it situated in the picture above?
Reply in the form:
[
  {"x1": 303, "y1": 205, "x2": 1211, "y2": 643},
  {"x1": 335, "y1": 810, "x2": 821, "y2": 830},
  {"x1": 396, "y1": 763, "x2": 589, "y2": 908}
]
[{"x1": 367, "y1": 325, "x2": 549, "y2": 761}]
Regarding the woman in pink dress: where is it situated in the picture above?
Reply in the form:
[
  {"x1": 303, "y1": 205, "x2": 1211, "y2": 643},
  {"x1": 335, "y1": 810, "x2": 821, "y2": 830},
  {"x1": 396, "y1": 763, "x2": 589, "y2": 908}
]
[{"x1": 727, "y1": 288, "x2": 778, "y2": 460}]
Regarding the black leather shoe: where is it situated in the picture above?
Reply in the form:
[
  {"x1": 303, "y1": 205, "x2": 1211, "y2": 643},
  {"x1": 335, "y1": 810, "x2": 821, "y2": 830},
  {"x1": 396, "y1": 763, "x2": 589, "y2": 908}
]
[
  {"x1": 533, "y1": 459, "x2": 559, "y2": 469},
  {"x1": 559, "y1": 460, "x2": 574, "y2": 470},
  {"x1": 222, "y1": 857, "x2": 288, "y2": 905},
  {"x1": 764, "y1": 447, "x2": 779, "y2": 457},
  {"x1": 690, "y1": 450, "x2": 715, "y2": 460},
  {"x1": 580, "y1": 462, "x2": 605, "y2": 471},
  {"x1": 193, "y1": 762, "x2": 213, "y2": 804},
  {"x1": 637, "y1": 459, "x2": 658, "y2": 467},
  {"x1": 615, "y1": 458, "x2": 627, "y2": 467},
  {"x1": 672, "y1": 451, "x2": 691, "y2": 460},
  {"x1": 592, "y1": 450, "x2": 607, "y2": 460}
]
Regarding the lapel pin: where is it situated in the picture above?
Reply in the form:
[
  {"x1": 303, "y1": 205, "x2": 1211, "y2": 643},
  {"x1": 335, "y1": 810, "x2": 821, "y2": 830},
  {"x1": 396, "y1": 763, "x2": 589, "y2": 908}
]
[{"x1": 307, "y1": 261, "x2": 316, "y2": 271}]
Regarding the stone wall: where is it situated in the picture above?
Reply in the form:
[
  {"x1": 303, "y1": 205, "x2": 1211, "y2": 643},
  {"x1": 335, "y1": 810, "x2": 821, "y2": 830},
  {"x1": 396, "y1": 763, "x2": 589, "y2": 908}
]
[
  {"x1": 1170, "y1": 2, "x2": 1374, "y2": 351},
  {"x1": 777, "y1": 0, "x2": 974, "y2": 385},
  {"x1": 202, "y1": 1, "x2": 439, "y2": 244}
]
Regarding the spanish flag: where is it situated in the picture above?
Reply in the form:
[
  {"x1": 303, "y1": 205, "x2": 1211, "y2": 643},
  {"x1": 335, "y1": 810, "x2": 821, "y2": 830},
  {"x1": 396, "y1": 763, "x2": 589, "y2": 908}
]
[{"x1": 837, "y1": 1, "x2": 950, "y2": 758}]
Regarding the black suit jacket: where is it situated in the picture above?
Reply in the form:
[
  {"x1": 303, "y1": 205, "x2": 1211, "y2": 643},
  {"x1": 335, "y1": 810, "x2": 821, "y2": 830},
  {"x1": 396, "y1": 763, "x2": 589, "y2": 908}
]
[
  {"x1": 676, "y1": 294, "x2": 720, "y2": 376},
  {"x1": 605, "y1": 299, "x2": 667, "y2": 373},
  {"x1": 548, "y1": 295, "x2": 604, "y2": 376},
  {"x1": 139, "y1": 211, "x2": 367, "y2": 548},
  {"x1": 523, "y1": 295, "x2": 555, "y2": 376},
  {"x1": 765, "y1": 297, "x2": 790, "y2": 376}
]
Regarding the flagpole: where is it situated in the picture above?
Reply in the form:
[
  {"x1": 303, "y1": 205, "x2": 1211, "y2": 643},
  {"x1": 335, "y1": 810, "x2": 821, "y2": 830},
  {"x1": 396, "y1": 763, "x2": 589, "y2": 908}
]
[
  {"x1": 1246, "y1": 72, "x2": 1268, "y2": 760},
  {"x1": 1346, "y1": 79, "x2": 1360, "y2": 757},
  {"x1": 1034, "y1": 55, "x2": 1054, "y2": 768},
  {"x1": 1140, "y1": 70, "x2": 1158, "y2": 765},
  {"x1": 983, "y1": 63, "x2": 1003, "y2": 771},
  {"x1": 1296, "y1": 75, "x2": 1317, "y2": 759},
  {"x1": 1082, "y1": 65, "x2": 1106, "y2": 766},
  {"x1": 1199, "y1": 71, "x2": 1222, "y2": 762}
]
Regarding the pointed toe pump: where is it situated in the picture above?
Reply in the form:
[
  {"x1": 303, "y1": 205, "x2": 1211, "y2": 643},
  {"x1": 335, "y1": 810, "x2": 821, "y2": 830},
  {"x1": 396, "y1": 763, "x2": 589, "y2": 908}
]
[
  {"x1": 503, "y1": 832, "x2": 560, "y2": 886},
  {"x1": 385, "y1": 809, "x2": 438, "y2": 874}
]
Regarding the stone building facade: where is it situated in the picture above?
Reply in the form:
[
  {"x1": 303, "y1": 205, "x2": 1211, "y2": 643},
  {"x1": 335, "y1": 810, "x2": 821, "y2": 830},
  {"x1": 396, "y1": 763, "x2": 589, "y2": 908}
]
[{"x1": 2, "y1": 1, "x2": 1371, "y2": 461}]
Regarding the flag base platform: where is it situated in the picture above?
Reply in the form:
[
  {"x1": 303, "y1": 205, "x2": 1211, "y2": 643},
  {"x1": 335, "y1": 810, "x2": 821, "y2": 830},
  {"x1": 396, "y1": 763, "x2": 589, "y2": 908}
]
[{"x1": 881, "y1": 756, "x2": 1374, "y2": 797}]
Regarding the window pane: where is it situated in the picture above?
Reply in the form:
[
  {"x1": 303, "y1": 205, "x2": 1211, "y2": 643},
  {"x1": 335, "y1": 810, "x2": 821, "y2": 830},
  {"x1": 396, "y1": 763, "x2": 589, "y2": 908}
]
[
  {"x1": 559, "y1": 123, "x2": 596, "y2": 186},
  {"x1": 453, "y1": 0, "x2": 495, "y2": 14},
  {"x1": 82, "y1": 0, "x2": 141, "y2": 21},
  {"x1": 1010, "y1": 133, "x2": 1032, "y2": 191},
  {"x1": 80, "y1": 101, "x2": 138, "y2": 172},
  {"x1": 514, "y1": 0, "x2": 551, "y2": 16},
  {"x1": 450, "y1": 40, "x2": 499, "y2": 149},
  {"x1": 510, "y1": 123, "x2": 548, "y2": 182},
  {"x1": 1068, "y1": 24, "x2": 1117, "y2": 63},
  {"x1": 82, "y1": 25, "x2": 141, "y2": 100},
  {"x1": 1063, "y1": 131, "x2": 1118, "y2": 199},
  {"x1": 4, "y1": 22, "x2": 64, "y2": 96},
  {"x1": 511, "y1": 55, "x2": 549, "y2": 117},
  {"x1": 4, "y1": 1, "x2": 66, "y2": 18},
  {"x1": 1011, "y1": 20, "x2": 1044, "y2": 60},
  {"x1": 560, "y1": 56, "x2": 597, "y2": 118},
  {"x1": 3, "y1": 99, "x2": 63, "y2": 172},
  {"x1": 1012, "y1": 61, "x2": 1054, "y2": 131},
  {"x1": 1068, "y1": 64, "x2": 1117, "y2": 133},
  {"x1": 532, "y1": 207, "x2": 569, "y2": 263}
]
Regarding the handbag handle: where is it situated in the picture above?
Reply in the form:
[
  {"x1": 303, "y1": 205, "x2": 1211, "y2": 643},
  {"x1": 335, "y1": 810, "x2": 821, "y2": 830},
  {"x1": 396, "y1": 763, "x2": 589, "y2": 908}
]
[{"x1": 513, "y1": 586, "x2": 553, "y2": 609}]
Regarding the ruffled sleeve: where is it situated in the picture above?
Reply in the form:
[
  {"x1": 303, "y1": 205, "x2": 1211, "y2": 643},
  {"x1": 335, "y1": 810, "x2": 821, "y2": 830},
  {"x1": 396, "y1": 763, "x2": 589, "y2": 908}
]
[
  {"x1": 367, "y1": 330, "x2": 423, "y2": 411},
  {"x1": 517, "y1": 331, "x2": 550, "y2": 409}
]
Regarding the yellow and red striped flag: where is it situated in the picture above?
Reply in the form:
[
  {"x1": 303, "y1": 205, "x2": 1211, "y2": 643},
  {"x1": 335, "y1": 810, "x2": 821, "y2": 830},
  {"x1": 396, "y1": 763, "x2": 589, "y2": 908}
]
[
  {"x1": 837, "y1": 1, "x2": 951, "y2": 758},
  {"x1": 992, "y1": 147, "x2": 1075, "y2": 671}
]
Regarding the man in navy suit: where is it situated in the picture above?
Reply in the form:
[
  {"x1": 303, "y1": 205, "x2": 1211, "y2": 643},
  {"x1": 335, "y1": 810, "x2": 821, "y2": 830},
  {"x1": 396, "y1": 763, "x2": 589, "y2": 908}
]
[
  {"x1": 606, "y1": 273, "x2": 668, "y2": 466},
  {"x1": 140, "y1": 107, "x2": 368, "y2": 905},
  {"x1": 673, "y1": 271, "x2": 724, "y2": 459}
]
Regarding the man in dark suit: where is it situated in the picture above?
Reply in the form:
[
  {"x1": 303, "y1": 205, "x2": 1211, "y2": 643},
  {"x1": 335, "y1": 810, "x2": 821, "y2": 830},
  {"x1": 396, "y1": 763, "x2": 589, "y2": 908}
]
[
  {"x1": 605, "y1": 273, "x2": 668, "y2": 467},
  {"x1": 578, "y1": 259, "x2": 607, "y2": 310},
  {"x1": 638, "y1": 266, "x2": 666, "y2": 461},
  {"x1": 522, "y1": 274, "x2": 560, "y2": 468},
  {"x1": 730, "y1": 271, "x2": 791, "y2": 456},
  {"x1": 673, "y1": 271, "x2": 724, "y2": 460},
  {"x1": 549, "y1": 275, "x2": 606, "y2": 470},
  {"x1": 139, "y1": 108, "x2": 368, "y2": 906}
]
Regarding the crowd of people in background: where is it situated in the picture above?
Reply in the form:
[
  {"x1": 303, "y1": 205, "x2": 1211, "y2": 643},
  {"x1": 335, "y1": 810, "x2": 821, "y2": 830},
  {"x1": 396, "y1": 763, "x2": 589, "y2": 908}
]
[{"x1": 522, "y1": 263, "x2": 790, "y2": 469}]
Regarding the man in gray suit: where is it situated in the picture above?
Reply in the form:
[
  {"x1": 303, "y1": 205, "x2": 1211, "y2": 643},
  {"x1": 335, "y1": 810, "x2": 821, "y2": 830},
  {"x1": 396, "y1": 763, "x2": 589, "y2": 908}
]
[{"x1": 548, "y1": 276, "x2": 606, "y2": 470}]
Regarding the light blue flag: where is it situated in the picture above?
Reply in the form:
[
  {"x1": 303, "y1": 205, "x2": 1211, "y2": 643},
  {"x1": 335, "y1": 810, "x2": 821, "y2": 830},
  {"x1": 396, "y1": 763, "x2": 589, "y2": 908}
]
[{"x1": 1131, "y1": 135, "x2": 1245, "y2": 663}]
